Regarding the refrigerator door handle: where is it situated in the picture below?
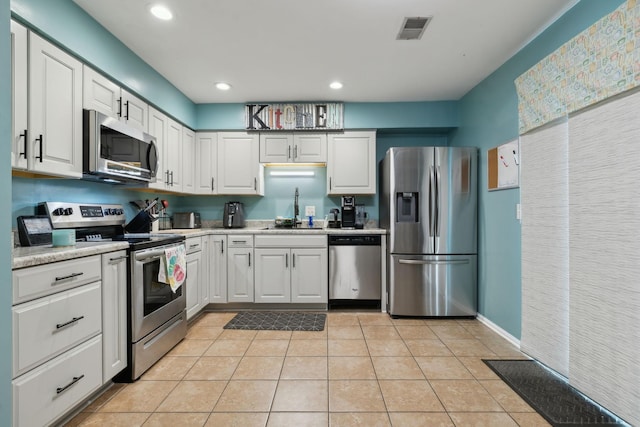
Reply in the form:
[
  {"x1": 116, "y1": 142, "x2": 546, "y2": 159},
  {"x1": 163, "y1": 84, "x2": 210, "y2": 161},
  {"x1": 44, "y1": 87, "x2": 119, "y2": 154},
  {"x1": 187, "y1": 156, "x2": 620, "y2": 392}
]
[
  {"x1": 435, "y1": 166, "x2": 441, "y2": 236},
  {"x1": 398, "y1": 259, "x2": 470, "y2": 265},
  {"x1": 429, "y1": 166, "x2": 436, "y2": 236}
]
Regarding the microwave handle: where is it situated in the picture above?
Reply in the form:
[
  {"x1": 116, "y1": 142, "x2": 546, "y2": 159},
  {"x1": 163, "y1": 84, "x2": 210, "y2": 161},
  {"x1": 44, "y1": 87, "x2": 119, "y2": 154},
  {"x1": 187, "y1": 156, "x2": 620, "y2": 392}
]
[{"x1": 147, "y1": 140, "x2": 160, "y2": 178}]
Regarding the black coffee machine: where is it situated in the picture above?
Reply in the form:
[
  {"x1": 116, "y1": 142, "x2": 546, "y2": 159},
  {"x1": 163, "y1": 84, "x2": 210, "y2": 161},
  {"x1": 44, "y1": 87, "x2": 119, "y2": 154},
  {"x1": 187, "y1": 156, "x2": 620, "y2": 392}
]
[{"x1": 341, "y1": 196, "x2": 356, "y2": 228}]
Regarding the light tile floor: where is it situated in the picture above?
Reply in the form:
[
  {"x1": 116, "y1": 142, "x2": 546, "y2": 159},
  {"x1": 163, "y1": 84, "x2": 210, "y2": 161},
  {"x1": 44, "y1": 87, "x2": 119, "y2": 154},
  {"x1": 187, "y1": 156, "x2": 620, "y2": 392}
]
[{"x1": 65, "y1": 312, "x2": 551, "y2": 426}]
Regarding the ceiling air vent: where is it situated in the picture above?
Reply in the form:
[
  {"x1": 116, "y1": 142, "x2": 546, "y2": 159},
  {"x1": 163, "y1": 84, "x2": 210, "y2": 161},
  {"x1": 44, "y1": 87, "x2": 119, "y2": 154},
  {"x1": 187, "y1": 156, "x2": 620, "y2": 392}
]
[{"x1": 396, "y1": 16, "x2": 431, "y2": 40}]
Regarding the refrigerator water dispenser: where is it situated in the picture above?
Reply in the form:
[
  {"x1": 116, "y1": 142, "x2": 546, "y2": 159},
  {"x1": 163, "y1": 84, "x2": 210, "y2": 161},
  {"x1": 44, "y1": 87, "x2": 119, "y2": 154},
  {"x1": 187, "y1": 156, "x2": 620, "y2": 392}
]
[{"x1": 396, "y1": 192, "x2": 419, "y2": 222}]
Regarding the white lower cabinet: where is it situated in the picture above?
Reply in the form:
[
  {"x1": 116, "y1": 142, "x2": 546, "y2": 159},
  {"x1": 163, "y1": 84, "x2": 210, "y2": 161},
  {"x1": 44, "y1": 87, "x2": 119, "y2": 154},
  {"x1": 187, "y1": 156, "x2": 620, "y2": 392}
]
[
  {"x1": 254, "y1": 235, "x2": 328, "y2": 303},
  {"x1": 11, "y1": 254, "x2": 105, "y2": 427},
  {"x1": 185, "y1": 237, "x2": 205, "y2": 319},
  {"x1": 227, "y1": 235, "x2": 254, "y2": 302},
  {"x1": 101, "y1": 250, "x2": 128, "y2": 383},
  {"x1": 12, "y1": 335, "x2": 102, "y2": 427},
  {"x1": 209, "y1": 235, "x2": 228, "y2": 303}
]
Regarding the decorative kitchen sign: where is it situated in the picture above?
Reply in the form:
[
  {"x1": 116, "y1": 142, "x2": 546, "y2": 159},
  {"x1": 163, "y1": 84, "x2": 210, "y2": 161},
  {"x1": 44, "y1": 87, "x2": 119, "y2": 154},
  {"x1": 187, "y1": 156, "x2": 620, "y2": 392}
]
[
  {"x1": 488, "y1": 138, "x2": 519, "y2": 191},
  {"x1": 245, "y1": 102, "x2": 343, "y2": 131}
]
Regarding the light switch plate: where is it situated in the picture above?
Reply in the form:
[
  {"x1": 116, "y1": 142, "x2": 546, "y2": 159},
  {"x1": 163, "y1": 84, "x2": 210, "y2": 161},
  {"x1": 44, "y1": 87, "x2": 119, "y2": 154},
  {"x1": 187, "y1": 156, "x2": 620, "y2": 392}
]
[{"x1": 305, "y1": 206, "x2": 316, "y2": 216}]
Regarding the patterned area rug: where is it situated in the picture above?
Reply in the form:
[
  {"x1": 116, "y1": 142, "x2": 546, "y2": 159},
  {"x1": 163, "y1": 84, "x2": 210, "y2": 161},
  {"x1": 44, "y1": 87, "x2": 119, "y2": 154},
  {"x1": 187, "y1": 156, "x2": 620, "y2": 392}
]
[
  {"x1": 483, "y1": 360, "x2": 625, "y2": 426},
  {"x1": 223, "y1": 312, "x2": 326, "y2": 331}
]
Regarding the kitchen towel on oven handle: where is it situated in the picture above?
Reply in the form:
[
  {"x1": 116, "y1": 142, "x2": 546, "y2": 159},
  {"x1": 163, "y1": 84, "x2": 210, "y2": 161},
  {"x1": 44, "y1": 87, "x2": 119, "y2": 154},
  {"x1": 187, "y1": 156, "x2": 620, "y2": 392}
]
[{"x1": 158, "y1": 244, "x2": 187, "y2": 292}]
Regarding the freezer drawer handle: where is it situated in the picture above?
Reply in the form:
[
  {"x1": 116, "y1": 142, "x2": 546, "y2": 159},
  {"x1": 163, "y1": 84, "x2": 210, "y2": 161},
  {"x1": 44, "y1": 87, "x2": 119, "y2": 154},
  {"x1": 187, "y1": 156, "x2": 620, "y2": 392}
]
[
  {"x1": 398, "y1": 259, "x2": 470, "y2": 265},
  {"x1": 56, "y1": 374, "x2": 85, "y2": 395}
]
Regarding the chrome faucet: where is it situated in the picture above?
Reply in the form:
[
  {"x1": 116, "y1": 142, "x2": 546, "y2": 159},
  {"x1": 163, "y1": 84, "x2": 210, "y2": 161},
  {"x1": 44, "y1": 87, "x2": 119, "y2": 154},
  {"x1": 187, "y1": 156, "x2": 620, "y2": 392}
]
[{"x1": 294, "y1": 187, "x2": 300, "y2": 227}]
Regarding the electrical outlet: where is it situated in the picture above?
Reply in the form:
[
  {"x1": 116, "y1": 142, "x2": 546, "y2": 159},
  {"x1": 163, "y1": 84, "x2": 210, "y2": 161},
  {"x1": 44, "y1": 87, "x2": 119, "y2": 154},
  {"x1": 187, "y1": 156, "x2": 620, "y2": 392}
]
[{"x1": 305, "y1": 206, "x2": 316, "y2": 216}]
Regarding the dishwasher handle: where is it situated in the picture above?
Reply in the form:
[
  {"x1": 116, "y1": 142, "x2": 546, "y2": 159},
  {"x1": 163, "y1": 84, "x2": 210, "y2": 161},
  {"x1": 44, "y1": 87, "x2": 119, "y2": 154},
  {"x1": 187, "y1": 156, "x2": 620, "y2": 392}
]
[{"x1": 328, "y1": 235, "x2": 381, "y2": 246}]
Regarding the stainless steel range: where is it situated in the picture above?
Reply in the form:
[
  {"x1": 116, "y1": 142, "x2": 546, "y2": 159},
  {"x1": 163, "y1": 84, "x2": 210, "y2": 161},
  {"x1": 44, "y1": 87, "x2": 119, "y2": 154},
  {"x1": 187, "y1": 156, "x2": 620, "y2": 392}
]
[{"x1": 38, "y1": 201, "x2": 187, "y2": 381}]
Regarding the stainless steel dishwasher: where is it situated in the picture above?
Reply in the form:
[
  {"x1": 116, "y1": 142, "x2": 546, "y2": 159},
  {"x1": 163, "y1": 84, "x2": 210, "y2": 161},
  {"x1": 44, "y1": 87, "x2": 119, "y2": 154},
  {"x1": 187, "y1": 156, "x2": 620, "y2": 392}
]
[{"x1": 329, "y1": 235, "x2": 381, "y2": 304}]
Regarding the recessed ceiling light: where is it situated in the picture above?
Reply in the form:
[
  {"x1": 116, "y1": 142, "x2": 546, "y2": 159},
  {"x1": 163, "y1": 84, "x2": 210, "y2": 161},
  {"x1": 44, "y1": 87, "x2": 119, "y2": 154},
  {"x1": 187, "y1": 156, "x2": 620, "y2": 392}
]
[
  {"x1": 215, "y1": 82, "x2": 231, "y2": 91},
  {"x1": 329, "y1": 81, "x2": 343, "y2": 90},
  {"x1": 150, "y1": 4, "x2": 173, "y2": 21}
]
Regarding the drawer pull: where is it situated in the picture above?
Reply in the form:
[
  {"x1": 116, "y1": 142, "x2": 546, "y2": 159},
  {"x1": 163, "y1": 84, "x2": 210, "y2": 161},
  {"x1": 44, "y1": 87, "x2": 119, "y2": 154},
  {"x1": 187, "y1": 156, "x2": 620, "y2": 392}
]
[
  {"x1": 109, "y1": 255, "x2": 128, "y2": 262},
  {"x1": 189, "y1": 244, "x2": 200, "y2": 249},
  {"x1": 54, "y1": 272, "x2": 84, "y2": 282},
  {"x1": 232, "y1": 240, "x2": 247, "y2": 244},
  {"x1": 56, "y1": 316, "x2": 85, "y2": 330},
  {"x1": 56, "y1": 374, "x2": 85, "y2": 395}
]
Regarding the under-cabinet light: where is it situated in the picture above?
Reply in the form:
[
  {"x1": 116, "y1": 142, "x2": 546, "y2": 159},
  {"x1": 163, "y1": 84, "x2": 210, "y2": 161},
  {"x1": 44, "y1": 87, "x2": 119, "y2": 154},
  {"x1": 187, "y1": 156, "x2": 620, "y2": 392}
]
[{"x1": 269, "y1": 171, "x2": 315, "y2": 177}]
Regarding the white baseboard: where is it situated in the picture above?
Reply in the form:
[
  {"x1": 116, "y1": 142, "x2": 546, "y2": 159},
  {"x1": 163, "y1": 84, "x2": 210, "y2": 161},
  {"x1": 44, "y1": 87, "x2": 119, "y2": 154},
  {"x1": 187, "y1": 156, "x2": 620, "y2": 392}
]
[{"x1": 477, "y1": 314, "x2": 521, "y2": 349}]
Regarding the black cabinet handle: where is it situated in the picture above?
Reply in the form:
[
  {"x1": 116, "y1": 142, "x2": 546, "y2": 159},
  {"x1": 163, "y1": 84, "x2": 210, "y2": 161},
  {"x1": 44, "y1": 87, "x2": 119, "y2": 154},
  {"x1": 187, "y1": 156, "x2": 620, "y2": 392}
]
[
  {"x1": 36, "y1": 134, "x2": 43, "y2": 162},
  {"x1": 125, "y1": 100, "x2": 130, "y2": 120},
  {"x1": 117, "y1": 97, "x2": 122, "y2": 117},
  {"x1": 54, "y1": 272, "x2": 83, "y2": 282},
  {"x1": 248, "y1": 253, "x2": 251, "y2": 267},
  {"x1": 56, "y1": 315, "x2": 84, "y2": 330},
  {"x1": 56, "y1": 374, "x2": 85, "y2": 395},
  {"x1": 19, "y1": 129, "x2": 27, "y2": 158},
  {"x1": 221, "y1": 240, "x2": 224, "y2": 254}
]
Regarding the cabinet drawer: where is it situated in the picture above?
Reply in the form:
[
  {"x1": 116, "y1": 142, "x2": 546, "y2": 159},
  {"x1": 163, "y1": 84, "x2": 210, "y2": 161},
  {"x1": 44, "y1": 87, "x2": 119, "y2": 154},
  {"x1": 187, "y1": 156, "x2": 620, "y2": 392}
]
[
  {"x1": 255, "y1": 234, "x2": 327, "y2": 248},
  {"x1": 13, "y1": 282, "x2": 102, "y2": 377},
  {"x1": 228, "y1": 235, "x2": 253, "y2": 248},
  {"x1": 185, "y1": 236, "x2": 203, "y2": 254},
  {"x1": 13, "y1": 335, "x2": 102, "y2": 427},
  {"x1": 13, "y1": 255, "x2": 102, "y2": 304}
]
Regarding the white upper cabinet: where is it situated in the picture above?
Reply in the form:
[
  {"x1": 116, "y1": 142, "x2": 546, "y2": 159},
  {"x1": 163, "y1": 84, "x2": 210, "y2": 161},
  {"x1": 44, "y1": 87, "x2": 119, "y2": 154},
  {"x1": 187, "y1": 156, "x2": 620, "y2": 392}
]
[
  {"x1": 83, "y1": 66, "x2": 148, "y2": 132},
  {"x1": 217, "y1": 132, "x2": 264, "y2": 195},
  {"x1": 28, "y1": 32, "x2": 83, "y2": 178},
  {"x1": 147, "y1": 106, "x2": 168, "y2": 190},
  {"x1": 181, "y1": 127, "x2": 196, "y2": 194},
  {"x1": 327, "y1": 130, "x2": 377, "y2": 195},
  {"x1": 195, "y1": 132, "x2": 218, "y2": 194},
  {"x1": 11, "y1": 20, "x2": 28, "y2": 170},
  {"x1": 259, "y1": 133, "x2": 327, "y2": 163},
  {"x1": 293, "y1": 133, "x2": 327, "y2": 163},
  {"x1": 165, "y1": 118, "x2": 183, "y2": 192}
]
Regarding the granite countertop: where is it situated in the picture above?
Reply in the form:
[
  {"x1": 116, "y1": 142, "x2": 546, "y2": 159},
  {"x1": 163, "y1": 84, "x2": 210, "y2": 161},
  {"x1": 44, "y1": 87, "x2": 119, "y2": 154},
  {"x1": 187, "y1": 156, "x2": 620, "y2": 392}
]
[
  {"x1": 12, "y1": 241, "x2": 129, "y2": 270},
  {"x1": 12, "y1": 222, "x2": 388, "y2": 269}
]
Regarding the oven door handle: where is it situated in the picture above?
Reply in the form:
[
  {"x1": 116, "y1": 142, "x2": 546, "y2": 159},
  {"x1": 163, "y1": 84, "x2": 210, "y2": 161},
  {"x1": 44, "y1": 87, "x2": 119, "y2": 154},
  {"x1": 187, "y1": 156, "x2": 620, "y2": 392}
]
[{"x1": 135, "y1": 246, "x2": 180, "y2": 262}]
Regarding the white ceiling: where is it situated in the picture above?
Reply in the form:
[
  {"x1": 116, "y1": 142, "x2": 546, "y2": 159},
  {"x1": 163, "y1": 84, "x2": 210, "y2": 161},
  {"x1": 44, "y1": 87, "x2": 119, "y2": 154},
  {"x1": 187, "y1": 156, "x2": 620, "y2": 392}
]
[{"x1": 73, "y1": 0, "x2": 577, "y2": 104}]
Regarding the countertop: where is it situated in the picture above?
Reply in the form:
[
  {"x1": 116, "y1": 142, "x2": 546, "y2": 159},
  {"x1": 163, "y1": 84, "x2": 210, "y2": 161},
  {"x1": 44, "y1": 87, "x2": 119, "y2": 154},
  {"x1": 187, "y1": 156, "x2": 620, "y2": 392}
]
[{"x1": 12, "y1": 225, "x2": 388, "y2": 269}]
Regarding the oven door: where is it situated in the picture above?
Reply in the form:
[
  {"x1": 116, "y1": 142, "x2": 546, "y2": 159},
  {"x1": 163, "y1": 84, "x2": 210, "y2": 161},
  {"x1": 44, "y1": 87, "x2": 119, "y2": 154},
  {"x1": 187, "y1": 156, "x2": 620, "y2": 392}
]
[{"x1": 131, "y1": 242, "x2": 186, "y2": 342}]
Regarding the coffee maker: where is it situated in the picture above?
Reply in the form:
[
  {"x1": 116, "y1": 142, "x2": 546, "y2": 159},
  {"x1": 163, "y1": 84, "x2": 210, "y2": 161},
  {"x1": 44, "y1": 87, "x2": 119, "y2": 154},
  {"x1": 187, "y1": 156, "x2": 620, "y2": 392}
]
[{"x1": 341, "y1": 196, "x2": 356, "y2": 228}]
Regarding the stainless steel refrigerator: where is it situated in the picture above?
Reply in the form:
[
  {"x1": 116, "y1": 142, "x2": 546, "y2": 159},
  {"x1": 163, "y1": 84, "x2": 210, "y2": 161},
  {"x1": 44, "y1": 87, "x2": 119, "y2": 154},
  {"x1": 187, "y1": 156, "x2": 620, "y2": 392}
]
[{"x1": 380, "y1": 147, "x2": 477, "y2": 317}]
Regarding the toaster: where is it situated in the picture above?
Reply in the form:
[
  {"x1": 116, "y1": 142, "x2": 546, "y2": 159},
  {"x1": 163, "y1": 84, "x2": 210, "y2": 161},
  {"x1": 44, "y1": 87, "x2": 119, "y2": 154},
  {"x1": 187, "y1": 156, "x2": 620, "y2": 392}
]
[
  {"x1": 172, "y1": 212, "x2": 201, "y2": 229},
  {"x1": 223, "y1": 202, "x2": 246, "y2": 228}
]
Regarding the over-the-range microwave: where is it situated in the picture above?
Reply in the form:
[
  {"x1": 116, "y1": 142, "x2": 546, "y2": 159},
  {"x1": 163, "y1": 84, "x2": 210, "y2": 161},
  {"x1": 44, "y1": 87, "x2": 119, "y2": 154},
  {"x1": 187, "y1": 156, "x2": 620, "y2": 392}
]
[{"x1": 83, "y1": 109, "x2": 159, "y2": 185}]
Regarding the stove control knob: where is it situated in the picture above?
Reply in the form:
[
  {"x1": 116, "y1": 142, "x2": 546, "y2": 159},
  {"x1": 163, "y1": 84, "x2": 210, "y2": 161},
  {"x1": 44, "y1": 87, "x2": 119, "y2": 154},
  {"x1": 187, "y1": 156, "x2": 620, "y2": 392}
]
[
  {"x1": 52, "y1": 208, "x2": 64, "y2": 216},
  {"x1": 63, "y1": 208, "x2": 74, "y2": 216},
  {"x1": 118, "y1": 209, "x2": 124, "y2": 215},
  {"x1": 105, "y1": 209, "x2": 113, "y2": 215}
]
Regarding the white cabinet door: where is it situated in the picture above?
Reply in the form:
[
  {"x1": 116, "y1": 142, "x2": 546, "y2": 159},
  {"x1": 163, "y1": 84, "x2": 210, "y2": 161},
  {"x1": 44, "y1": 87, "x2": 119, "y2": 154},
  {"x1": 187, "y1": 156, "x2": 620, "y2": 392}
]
[
  {"x1": 254, "y1": 248, "x2": 291, "y2": 303},
  {"x1": 293, "y1": 133, "x2": 327, "y2": 163},
  {"x1": 120, "y1": 89, "x2": 148, "y2": 132},
  {"x1": 28, "y1": 33, "x2": 83, "y2": 178},
  {"x1": 291, "y1": 248, "x2": 328, "y2": 303},
  {"x1": 227, "y1": 248, "x2": 254, "y2": 302},
  {"x1": 101, "y1": 250, "x2": 127, "y2": 383},
  {"x1": 260, "y1": 133, "x2": 293, "y2": 163},
  {"x1": 147, "y1": 106, "x2": 168, "y2": 190},
  {"x1": 209, "y1": 235, "x2": 228, "y2": 303},
  {"x1": 217, "y1": 132, "x2": 264, "y2": 195},
  {"x1": 186, "y1": 237, "x2": 203, "y2": 320},
  {"x1": 166, "y1": 118, "x2": 183, "y2": 191},
  {"x1": 327, "y1": 131, "x2": 376, "y2": 194},
  {"x1": 11, "y1": 20, "x2": 28, "y2": 170},
  {"x1": 82, "y1": 66, "x2": 120, "y2": 119},
  {"x1": 195, "y1": 132, "x2": 218, "y2": 194},
  {"x1": 181, "y1": 127, "x2": 196, "y2": 194}
]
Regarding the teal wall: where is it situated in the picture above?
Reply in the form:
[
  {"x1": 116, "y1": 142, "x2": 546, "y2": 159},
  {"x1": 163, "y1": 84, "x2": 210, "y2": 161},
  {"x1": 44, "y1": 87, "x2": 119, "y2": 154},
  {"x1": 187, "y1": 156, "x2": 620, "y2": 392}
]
[
  {"x1": 11, "y1": 0, "x2": 197, "y2": 127},
  {"x1": 1, "y1": 0, "x2": 12, "y2": 421},
  {"x1": 450, "y1": 0, "x2": 625, "y2": 338}
]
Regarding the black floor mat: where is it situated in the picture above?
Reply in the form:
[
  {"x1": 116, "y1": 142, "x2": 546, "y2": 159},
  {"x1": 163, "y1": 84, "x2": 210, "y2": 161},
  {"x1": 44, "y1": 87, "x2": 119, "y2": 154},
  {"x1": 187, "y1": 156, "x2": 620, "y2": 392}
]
[
  {"x1": 483, "y1": 360, "x2": 626, "y2": 427},
  {"x1": 223, "y1": 311, "x2": 326, "y2": 331}
]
